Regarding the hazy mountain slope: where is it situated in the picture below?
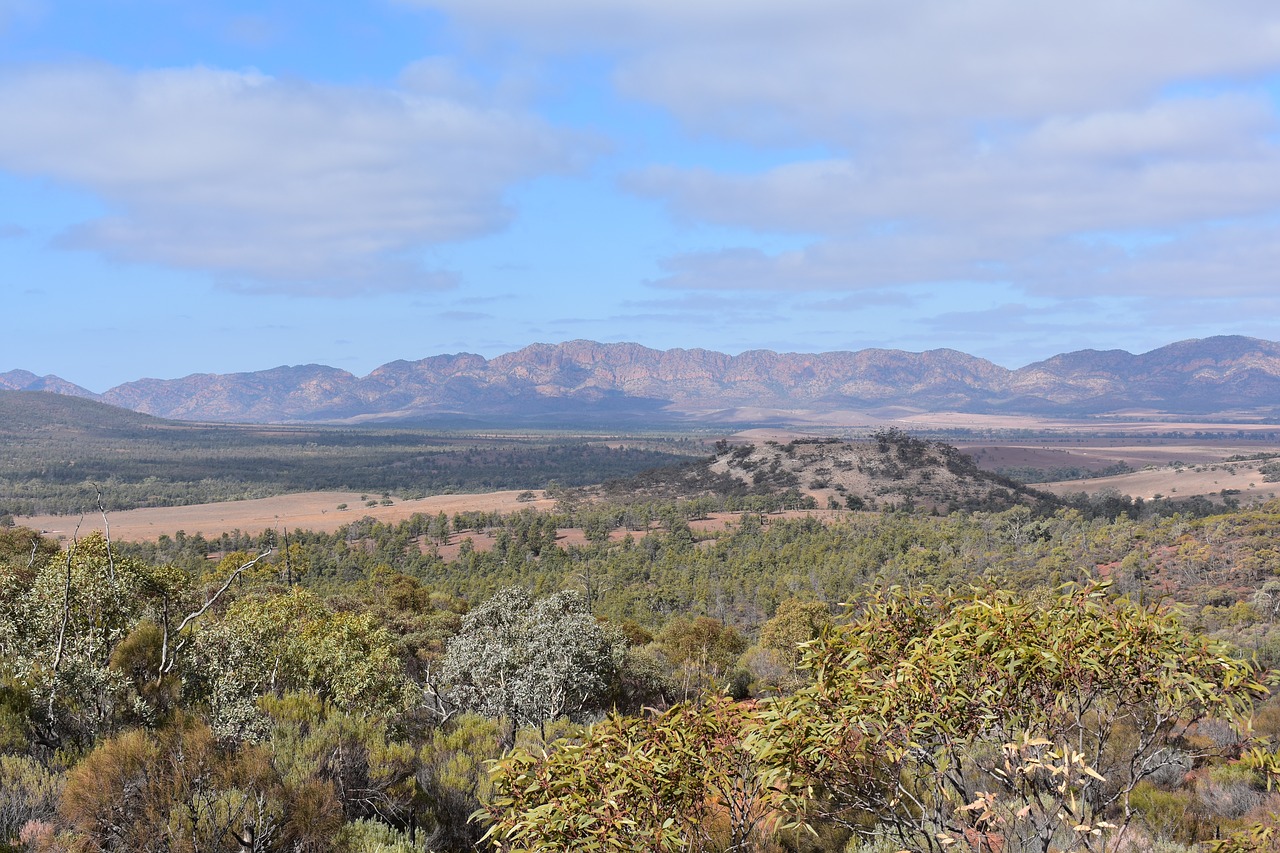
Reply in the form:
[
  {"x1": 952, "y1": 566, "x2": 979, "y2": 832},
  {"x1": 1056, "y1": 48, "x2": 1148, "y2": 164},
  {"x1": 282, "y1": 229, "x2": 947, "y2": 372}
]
[
  {"x1": 8, "y1": 335, "x2": 1280, "y2": 423},
  {"x1": 0, "y1": 370, "x2": 98, "y2": 399}
]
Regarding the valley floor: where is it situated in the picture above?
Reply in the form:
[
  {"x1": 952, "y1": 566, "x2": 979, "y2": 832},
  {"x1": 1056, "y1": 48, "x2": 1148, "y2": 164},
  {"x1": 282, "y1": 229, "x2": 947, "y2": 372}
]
[{"x1": 18, "y1": 488, "x2": 556, "y2": 542}]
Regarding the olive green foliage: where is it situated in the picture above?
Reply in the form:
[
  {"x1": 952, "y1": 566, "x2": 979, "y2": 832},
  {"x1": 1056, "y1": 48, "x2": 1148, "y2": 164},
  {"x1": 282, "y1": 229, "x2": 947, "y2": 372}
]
[
  {"x1": 118, "y1": 502, "x2": 1175, "y2": 632},
  {"x1": 485, "y1": 584, "x2": 1268, "y2": 853},
  {"x1": 658, "y1": 615, "x2": 749, "y2": 700},
  {"x1": 747, "y1": 598, "x2": 833, "y2": 694},
  {"x1": 416, "y1": 713, "x2": 502, "y2": 851},
  {"x1": 483, "y1": 697, "x2": 777, "y2": 852},
  {"x1": 0, "y1": 532, "x2": 190, "y2": 748},
  {"x1": 758, "y1": 583, "x2": 1267, "y2": 852},
  {"x1": 7, "y1": 494, "x2": 1280, "y2": 850},
  {"x1": 261, "y1": 694, "x2": 417, "y2": 832}
]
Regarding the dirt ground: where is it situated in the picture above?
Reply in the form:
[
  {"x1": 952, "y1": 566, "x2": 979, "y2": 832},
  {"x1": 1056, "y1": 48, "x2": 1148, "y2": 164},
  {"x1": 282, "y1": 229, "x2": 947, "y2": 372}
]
[
  {"x1": 959, "y1": 442, "x2": 1273, "y2": 471},
  {"x1": 19, "y1": 490, "x2": 557, "y2": 543},
  {"x1": 952, "y1": 440, "x2": 1280, "y2": 502},
  {"x1": 20, "y1": 492, "x2": 841, "y2": 551},
  {"x1": 1037, "y1": 462, "x2": 1280, "y2": 503}
]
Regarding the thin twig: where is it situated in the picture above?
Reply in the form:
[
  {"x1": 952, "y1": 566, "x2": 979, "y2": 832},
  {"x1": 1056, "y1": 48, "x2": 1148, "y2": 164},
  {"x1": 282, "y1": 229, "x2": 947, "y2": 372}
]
[
  {"x1": 94, "y1": 483, "x2": 115, "y2": 585},
  {"x1": 50, "y1": 516, "x2": 83, "y2": 676},
  {"x1": 48, "y1": 516, "x2": 83, "y2": 733},
  {"x1": 159, "y1": 548, "x2": 273, "y2": 676}
]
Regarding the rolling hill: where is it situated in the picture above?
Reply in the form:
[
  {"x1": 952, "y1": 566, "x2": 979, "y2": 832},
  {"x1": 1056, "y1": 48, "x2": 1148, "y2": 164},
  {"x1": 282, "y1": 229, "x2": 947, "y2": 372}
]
[{"x1": 593, "y1": 431, "x2": 1050, "y2": 514}]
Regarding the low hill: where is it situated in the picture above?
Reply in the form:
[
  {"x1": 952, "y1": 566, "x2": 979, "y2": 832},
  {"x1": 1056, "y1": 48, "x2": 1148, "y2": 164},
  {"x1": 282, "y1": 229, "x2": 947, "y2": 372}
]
[
  {"x1": 0, "y1": 389, "x2": 175, "y2": 437},
  {"x1": 597, "y1": 430, "x2": 1051, "y2": 513}
]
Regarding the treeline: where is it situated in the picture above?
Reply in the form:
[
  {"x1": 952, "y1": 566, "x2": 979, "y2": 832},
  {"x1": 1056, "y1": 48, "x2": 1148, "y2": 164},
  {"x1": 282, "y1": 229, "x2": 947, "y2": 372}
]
[
  {"x1": 0, "y1": 428, "x2": 694, "y2": 516},
  {"x1": 117, "y1": 495, "x2": 1273, "y2": 643},
  {"x1": 996, "y1": 460, "x2": 1134, "y2": 483}
]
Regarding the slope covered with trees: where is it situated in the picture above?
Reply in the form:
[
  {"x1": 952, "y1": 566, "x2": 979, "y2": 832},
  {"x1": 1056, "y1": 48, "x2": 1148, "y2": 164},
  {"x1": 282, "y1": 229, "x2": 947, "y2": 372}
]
[{"x1": 5, "y1": 491, "x2": 1280, "y2": 849}]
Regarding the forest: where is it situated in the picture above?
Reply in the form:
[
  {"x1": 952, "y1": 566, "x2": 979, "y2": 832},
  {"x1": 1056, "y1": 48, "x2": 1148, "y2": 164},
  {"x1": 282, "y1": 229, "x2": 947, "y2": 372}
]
[{"x1": 5, "y1": 482, "x2": 1280, "y2": 851}]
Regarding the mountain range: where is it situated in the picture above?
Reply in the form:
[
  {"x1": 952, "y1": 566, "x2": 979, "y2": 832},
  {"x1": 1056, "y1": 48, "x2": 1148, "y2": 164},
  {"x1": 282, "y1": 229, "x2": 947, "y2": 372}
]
[{"x1": 5, "y1": 336, "x2": 1280, "y2": 425}]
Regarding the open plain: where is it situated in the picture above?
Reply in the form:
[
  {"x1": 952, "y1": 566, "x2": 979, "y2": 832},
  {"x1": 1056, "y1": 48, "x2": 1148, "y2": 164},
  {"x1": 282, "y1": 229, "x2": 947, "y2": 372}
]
[{"x1": 18, "y1": 489, "x2": 557, "y2": 543}]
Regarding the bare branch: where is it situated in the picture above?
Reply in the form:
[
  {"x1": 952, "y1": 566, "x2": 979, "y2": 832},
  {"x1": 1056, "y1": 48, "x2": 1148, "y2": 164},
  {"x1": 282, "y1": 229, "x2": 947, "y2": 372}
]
[
  {"x1": 47, "y1": 516, "x2": 83, "y2": 738},
  {"x1": 50, "y1": 516, "x2": 83, "y2": 677},
  {"x1": 93, "y1": 483, "x2": 115, "y2": 585},
  {"x1": 158, "y1": 548, "x2": 272, "y2": 676}
]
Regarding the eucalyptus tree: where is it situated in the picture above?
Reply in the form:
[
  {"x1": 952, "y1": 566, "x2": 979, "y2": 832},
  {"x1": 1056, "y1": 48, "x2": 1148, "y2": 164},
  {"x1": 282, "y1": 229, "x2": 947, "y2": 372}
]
[{"x1": 441, "y1": 587, "x2": 626, "y2": 741}]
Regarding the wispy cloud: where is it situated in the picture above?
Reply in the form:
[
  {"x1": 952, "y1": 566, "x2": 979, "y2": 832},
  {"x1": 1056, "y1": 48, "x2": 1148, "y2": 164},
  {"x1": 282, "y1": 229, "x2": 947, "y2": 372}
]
[
  {"x1": 0, "y1": 63, "x2": 590, "y2": 295},
  {"x1": 803, "y1": 292, "x2": 916, "y2": 311}
]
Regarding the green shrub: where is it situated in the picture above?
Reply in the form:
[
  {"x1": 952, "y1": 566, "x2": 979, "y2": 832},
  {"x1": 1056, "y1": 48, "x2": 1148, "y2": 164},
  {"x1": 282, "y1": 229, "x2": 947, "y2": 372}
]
[
  {"x1": 340, "y1": 819, "x2": 425, "y2": 852},
  {"x1": 1130, "y1": 781, "x2": 1204, "y2": 844}
]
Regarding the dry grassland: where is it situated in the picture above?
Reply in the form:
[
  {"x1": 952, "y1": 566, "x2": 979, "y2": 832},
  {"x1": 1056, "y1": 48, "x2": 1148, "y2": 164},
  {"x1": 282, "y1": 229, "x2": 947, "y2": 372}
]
[
  {"x1": 19, "y1": 490, "x2": 556, "y2": 543},
  {"x1": 1038, "y1": 462, "x2": 1280, "y2": 502}
]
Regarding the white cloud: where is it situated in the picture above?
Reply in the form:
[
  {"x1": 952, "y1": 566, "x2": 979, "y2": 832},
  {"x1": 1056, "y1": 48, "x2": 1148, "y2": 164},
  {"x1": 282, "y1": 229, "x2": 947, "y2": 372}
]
[
  {"x1": 1084, "y1": 222, "x2": 1280, "y2": 297},
  {"x1": 407, "y1": 0, "x2": 1280, "y2": 302},
  {"x1": 632, "y1": 94, "x2": 1280, "y2": 237},
  {"x1": 0, "y1": 63, "x2": 587, "y2": 294},
  {"x1": 417, "y1": 0, "x2": 1280, "y2": 135},
  {"x1": 651, "y1": 241, "x2": 1002, "y2": 292},
  {"x1": 634, "y1": 92, "x2": 1280, "y2": 297}
]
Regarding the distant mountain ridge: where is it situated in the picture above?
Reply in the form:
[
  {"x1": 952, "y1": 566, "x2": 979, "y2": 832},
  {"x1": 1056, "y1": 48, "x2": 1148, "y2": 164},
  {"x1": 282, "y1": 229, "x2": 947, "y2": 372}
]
[{"x1": 7, "y1": 336, "x2": 1280, "y2": 424}]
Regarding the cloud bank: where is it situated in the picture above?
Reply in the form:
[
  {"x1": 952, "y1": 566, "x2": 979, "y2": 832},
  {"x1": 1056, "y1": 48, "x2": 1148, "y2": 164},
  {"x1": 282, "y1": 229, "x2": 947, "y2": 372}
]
[
  {"x1": 420, "y1": 0, "x2": 1280, "y2": 301},
  {"x1": 0, "y1": 63, "x2": 585, "y2": 294}
]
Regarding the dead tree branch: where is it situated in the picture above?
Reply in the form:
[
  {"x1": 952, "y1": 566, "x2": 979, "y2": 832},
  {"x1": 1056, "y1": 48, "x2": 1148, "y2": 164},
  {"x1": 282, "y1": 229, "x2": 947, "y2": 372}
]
[{"x1": 158, "y1": 548, "x2": 273, "y2": 677}]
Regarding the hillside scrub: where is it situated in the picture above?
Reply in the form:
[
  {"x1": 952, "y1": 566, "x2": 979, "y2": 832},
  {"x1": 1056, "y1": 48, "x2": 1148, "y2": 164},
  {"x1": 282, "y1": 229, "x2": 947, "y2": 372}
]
[
  {"x1": 482, "y1": 583, "x2": 1267, "y2": 852},
  {"x1": 6, "y1": 497, "x2": 1280, "y2": 848}
]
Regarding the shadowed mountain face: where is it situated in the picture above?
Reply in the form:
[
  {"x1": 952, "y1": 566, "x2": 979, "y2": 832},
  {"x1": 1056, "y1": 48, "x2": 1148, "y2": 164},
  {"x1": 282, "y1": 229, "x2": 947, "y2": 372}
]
[{"x1": 9, "y1": 336, "x2": 1280, "y2": 424}]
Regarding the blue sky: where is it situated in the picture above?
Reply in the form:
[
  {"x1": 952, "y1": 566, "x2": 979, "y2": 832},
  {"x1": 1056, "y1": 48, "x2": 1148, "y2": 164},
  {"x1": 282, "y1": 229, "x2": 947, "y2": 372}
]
[{"x1": 3, "y1": 1, "x2": 1280, "y2": 392}]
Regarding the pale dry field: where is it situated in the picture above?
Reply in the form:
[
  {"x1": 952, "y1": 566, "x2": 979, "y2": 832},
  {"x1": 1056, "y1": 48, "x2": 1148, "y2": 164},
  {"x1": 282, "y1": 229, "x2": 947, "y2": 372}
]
[
  {"x1": 961, "y1": 442, "x2": 1271, "y2": 471},
  {"x1": 19, "y1": 490, "x2": 556, "y2": 543},
  {"x1": 19, "y1": 411, "x2": 1280, "y2": 544},
  {"x1": 1038, "y1": 461, "x2": 1280, "y2": 502}
]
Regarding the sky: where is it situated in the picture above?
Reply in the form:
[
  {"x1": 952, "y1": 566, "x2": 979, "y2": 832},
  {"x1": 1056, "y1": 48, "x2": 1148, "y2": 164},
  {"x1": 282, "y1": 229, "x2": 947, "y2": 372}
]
[{"x1": 3, "y1": 1, "x2": 1280, "y2": 392}]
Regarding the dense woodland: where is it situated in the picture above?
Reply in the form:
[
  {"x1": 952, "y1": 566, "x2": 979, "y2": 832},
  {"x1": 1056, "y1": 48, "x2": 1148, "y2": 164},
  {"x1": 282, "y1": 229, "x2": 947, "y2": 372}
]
[{"x1": 6, "y1": 483, "x2": 1280, "y2": 851}]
